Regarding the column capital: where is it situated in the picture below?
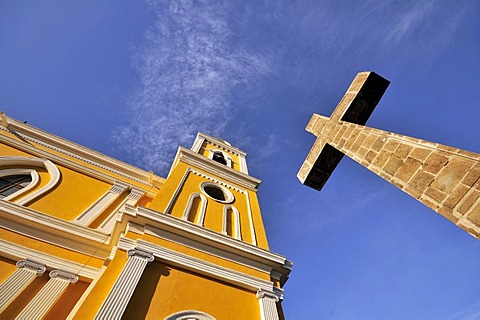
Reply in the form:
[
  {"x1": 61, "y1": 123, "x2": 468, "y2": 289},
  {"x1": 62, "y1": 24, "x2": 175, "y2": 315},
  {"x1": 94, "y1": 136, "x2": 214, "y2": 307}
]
[
  {"x1": 49, "y1": 269, "x2": 79, "y2": 283},
  {"x1": 110, "y1": 181, "x2": 128, "y2": 194},
  {"x1": 256, "y1": 289, "x2": 279, "y2": 302},
  {"x1": 16, "y1": 259, "x2": 46, "y2": 276},
  {"x1": 127, "y1": 188, "x2": 145, "y2": 201},
  {"x1": 128, "y1": 248, "x2": 154, "y2": 262}
]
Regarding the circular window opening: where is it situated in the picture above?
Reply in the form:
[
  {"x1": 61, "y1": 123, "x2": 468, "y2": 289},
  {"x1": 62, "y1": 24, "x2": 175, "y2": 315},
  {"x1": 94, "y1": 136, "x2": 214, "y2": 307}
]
[{"x1": 200, "y1": 182, "x2": 234, "y2": 203}]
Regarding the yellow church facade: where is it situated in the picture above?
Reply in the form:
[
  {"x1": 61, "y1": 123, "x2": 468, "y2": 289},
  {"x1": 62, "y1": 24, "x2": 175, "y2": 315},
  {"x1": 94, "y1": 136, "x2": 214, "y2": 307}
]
[{"x1": 0, "y1": 114, "x2": 292, "y2": 319}]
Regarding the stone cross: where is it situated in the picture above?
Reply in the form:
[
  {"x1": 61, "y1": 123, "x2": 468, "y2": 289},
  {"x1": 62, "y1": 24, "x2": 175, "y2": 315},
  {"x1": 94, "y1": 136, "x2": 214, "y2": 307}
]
[{"x1": 298, "y1": 71, "x2": 480, "y2": 238}]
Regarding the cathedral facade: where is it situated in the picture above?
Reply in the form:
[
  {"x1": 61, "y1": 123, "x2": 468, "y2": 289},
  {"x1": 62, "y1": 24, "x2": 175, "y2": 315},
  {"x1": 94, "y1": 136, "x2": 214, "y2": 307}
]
[{"x1": 0, "y1": 114, "x2": 291, "y2": 319}]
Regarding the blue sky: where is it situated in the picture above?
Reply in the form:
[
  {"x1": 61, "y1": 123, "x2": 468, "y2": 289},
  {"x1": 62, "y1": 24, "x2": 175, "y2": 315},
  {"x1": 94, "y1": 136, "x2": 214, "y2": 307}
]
[{"x1": 1, "y1": 1, "x2": 479, "y2": 318}]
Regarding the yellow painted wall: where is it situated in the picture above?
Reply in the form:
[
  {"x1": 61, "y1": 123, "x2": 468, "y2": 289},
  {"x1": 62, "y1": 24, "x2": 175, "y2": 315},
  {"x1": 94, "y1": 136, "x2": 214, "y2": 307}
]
[
  {"x1": 138, "y1": 233, "x2": 270, "y2": 280},
  {"x1": 88, "y1": 191, "x2": 128, "y2": 228},
  {"x1": 0, "y1": 228, "x2": 103, "y2": 268},
  {"x1": 0, "y1": 256, "x2": 17, "y2": 283},
  {"x1": 28, "y1": 164, "x2": 112, "y2": 221},
  {"x1": 247, "y1": 190, "x2": 269, "y2": 250},
  {"x1": 44, "y1": 280, "x2": 89, "y2": 320},
  {"x1": 148, "y1": 161, "x2": 269, "y2": 248},
  {"x1": 0, "y1": 131, "x2": 163, "y2": 198},
  {"x1": 72, "y1": 252, "x2": 127, "y2": 319},
  {"x1": 122, "y1": 263, "x2": 260, "y2": 320},
  {"x1": 0, "y1": 143, "x2": 37, "y2": 158},
  {"x1": 0, "y1": 142, "x2": 117, "y2": 221},
  {"x1": 0, "y1": 128, "x2": 161, "y2": 191},
  {"x1": 0, "y1": 273, "x2": 49, "y2": 319}
]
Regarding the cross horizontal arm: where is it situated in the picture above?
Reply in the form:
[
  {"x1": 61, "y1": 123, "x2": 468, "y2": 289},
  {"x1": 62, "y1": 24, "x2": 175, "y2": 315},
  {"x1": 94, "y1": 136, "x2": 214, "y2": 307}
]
[{"x1": 298, "y1": 72, "x2": 390, "y2": 190}]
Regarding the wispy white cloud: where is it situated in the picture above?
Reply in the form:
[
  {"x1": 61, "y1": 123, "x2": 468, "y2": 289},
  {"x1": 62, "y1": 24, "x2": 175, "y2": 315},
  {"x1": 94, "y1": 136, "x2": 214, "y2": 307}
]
[
  {"x1": 448, "y1": 300, "x2": 480, "y2": 320},
  {"x1": 113, "y1": 0, "x2": 472, "y2": 176},
  {"x1": 114, "y1": 0, "x2": 272, "y2": 173},
  {"x1": 383, "y1": 0, "x2": 435, "y2": 46}
]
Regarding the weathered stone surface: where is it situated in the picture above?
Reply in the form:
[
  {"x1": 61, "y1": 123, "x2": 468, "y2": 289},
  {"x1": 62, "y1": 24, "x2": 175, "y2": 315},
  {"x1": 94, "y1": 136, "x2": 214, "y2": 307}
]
[
  {"x1": 423, "y1": 153, "x2": 449, "y2": 174},
  {"x1": 444, "y1": 184, "x2": 470, "y2": 208},
  {"x1": 299, "y1": 71, "x2": 480, "y2": 238},
  {"x1": 462, "y1": 164, "x2": 480, "y2": 187},
  {"x1": 395, "y1": 157, "x2": 422, "y2": 182},
  {"x1": 372, "y1": 151, "x2": 391, "y2": 168},
  {"x1": 384, "y1": 155, "x2": 403, "y2": 175},
  {"x1": 458, "y1": 190, "x2": 480, "y2": 215},
  {"x1": 410, "y1": 171, "x2": 435, "y2": 190},
  {"x1": 410, "y1": 148, "x2": 432, "y2": 162},
  {"x1": 431, "y1": 157, "x2": 472, "y2": 193}
]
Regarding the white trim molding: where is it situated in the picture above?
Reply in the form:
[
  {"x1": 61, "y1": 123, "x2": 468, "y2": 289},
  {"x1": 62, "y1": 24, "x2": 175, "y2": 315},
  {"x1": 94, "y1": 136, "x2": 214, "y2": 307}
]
[
  {"x1": 98, "y1": 188, "x2": 145, "y2": 233},
  {"x1": 0, "y1": 116, "x2": 164, "y2": 189},
  {"x1": 142, "y1": 225, "x2": 272, "y2": 274},
  {"x1": 191, "y1": 132, "x2": 247, "y2": 157},
  {"x1": 0, "y1": 200, "x2": 111, "y2": 258},
  {"x1": 0, "y1": 156, "x2": 61, "y2": 205},
  {"x1": 0, "y1": 239, "x2": 100, "y2": 279},
  {"x1": 182, "y1": 192, "x2": 207, "y2": 226},
  {"x1": 0, "y1": 126, "x2": 158, "y2": 199},
  {"x1": 0, "y1": 169, "x2": 39, "y2": 201},
  {"x1": 118, "y1": 237, "x2": 282, "y2": 298},
  {"x1": 169, "y1": 147, "x2": 260, "y2": 190},
  {"x1": 74, "y1": 181, "x2": 128, "y2": 226},
  {"x1": 112, "y1": 205, "x2": 292, "y2": 286}
]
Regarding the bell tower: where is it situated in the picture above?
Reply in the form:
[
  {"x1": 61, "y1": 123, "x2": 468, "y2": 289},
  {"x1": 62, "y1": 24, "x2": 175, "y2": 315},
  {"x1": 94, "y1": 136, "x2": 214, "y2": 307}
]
[{"x1": 148, "y1": 132, "x2": 268, "y2": 248}]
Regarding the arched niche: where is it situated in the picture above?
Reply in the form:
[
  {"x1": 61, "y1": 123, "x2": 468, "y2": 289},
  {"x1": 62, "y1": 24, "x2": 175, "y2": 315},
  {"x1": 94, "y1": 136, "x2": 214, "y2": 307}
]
[
  {"x1": 165, "y1": 310, "x2": 216, "y2": 320},
  {"x1": 0, "y1": 156, "x2": 61, "y2": 205}
]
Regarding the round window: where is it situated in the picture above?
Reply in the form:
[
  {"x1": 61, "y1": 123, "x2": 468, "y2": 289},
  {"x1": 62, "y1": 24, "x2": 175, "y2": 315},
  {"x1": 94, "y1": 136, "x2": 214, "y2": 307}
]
[{"x1": 200, "y1": 182, "x2": 234, "y2": 203}]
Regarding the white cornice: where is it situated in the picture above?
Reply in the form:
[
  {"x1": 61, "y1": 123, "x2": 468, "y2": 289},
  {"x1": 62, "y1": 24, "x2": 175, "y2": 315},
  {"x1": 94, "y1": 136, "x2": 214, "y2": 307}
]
[
  {"x1": 118, "y1": 237, "x2": 282, "y2": 299},
  {"x1": 0, "y1": 201, "x2": 111, "y2": 258},
  {"x1": 0, "y1": 116, "x2": 164, "y2": 192},
  {"x1": 0, "y1": 129, "x2": 157, "y2": 198},
  {"x1": 0, "y1": 239, "x2": 100, "y2": 280},
  {"x1": 169, "y1": 147, "x2": 261, "y2": 190},
  {"x1": 194, "y1": 132, "x2": 247, "y2": 157},
  {"x1": 142, "y1": 224, "x2": 272, "y2": 273},
  {"x1": 115, "y1": 205, "x2": 292, "y2": 284}
]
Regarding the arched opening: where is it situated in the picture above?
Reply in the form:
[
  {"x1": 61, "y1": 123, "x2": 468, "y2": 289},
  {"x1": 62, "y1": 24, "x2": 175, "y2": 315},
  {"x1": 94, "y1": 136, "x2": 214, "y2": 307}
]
[
  {"x1": 212, "y1": 151, "x2": 227, "y2": 165},
  {"x1": 0, "y1": 157, "x2": 60, "y2": 205},
  {"x1": 208, "y1": 150, "x2": 232, "y2": 168},
  {"x1": 200, "y1": 182, "x2": 234, "y2": 204},
  {"x1": 0, "y1": 175, "x2": 32, "y2": 199},
  {"x1": 182, "y1": 193, "x2": 207, "y2": 226},
  {"x1": 226, "y1": 208, "x2": 234, "y2": 237},
  {"x1": 187, "y1": 196, "x2": 202, "y2": 223},
  {"x1": 223, "y1": 205, "x2": 241, "y2": 240}
]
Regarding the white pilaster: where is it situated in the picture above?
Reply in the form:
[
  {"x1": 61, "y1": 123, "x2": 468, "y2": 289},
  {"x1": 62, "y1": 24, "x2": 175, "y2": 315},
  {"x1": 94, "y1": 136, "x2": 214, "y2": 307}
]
[
  {"x1": 74, "y1": 181, "x2": 127, "y2": 226},
  {"x1": 0, "y1": 260, "x2": 46, "y2": 313},
  {"x1": 256, "y1": 289, "x2": 280, "y2": 320},
  {"x1": 16, "y1": 269, "x2": 78, "y2": 320},
  {"x1": 98, "y1": 188, "x2": 144, "y2": 233},
  {"x1": 94, "y1": 249, "x2": 154, "y2": 320}
]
